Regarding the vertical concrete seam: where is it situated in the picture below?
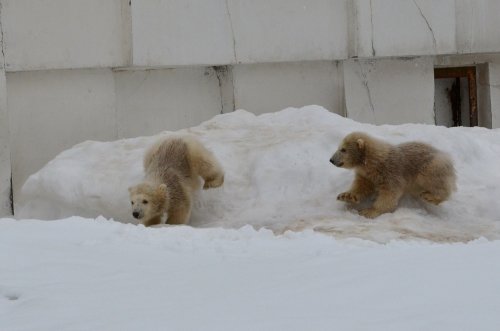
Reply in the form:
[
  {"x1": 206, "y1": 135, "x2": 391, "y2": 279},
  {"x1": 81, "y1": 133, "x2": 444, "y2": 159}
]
[
  {"x1": 228, "y1": 65, "x2": 235, "y2": 112},
  {"x1": 111, "y1": 69, "x2": 120, "y2": 140},
  {"x1": 214, "y1": 65, "x2": 235, "y2": 114},
  {"x1": 338, "y1": 60, "x2": 347, "y2": 117},
  {"x1": 9, "y1": 175, "x2": 13, "y2": 214},
  {"x1": 0, "y1": 2, "x2": 12, "y2": 214},
  {"x1": 214, "y1": 66, "x2": 225, "y2": 114},
  {"x1": 224, "y1": 0, "x2": 237, "y2": 63}
]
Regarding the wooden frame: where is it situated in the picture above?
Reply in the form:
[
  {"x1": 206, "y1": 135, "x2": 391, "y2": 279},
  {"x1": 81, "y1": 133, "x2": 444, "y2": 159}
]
[{"x1": 434, "y1": 66, "x2": 478, "y2": 127}]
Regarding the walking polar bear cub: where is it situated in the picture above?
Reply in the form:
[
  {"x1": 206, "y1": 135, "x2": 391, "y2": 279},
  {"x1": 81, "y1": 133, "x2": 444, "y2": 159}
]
[
  {"x1": 128, "y1": 135, "x2": 224, "y2": 226},
  {"x1": 330, "y1": 132, "x2": 456, "y2": 218}
]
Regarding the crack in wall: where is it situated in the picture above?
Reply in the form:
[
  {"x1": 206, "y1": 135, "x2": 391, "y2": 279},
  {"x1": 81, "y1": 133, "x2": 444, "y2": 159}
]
[
  {"x1": 214, "y1": 66, "x2": 235, "y2": 114},
  {"x1": 224, "y1": 0, "x2": 237, "y2": 63},
  {"x1": 214, "y1": 66, "x2": 225, "y2": 114},
  {"x1": 9, "y1": 176, "x2": 13, "y2": 215},
  {"x1": 369, "y1": 0, "x2": 376, "y2": 57},
  {"x1": 358, "y1": 61, "x2": 375, "y2": 114},
  {"x1": 412, "y1": 0, "x2": 437, "y2": 51},
  {"x1": 0, "y1": 2, "x2": 6, "y2": 68}
]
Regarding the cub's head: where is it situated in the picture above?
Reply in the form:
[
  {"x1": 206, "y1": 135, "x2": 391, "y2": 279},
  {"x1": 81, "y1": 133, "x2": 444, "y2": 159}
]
[
  {"x1": 128, "y1": 183, "x2": 168, "y2": 226},
  {"x1": 330, "y1": 132, "x2": 368, "y2": 169}
]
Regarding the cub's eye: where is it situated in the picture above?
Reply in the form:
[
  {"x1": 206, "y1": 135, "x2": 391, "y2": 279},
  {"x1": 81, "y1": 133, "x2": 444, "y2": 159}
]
[
  {"x1": 142, "y1": 200, "x2": 148, "y2": 204},
  {"x1": 340, "y1": 148, "x2": 346, "y2": 153},
  {"x1": 131, "y1": 201, "x2": 134, "y2": 205}
]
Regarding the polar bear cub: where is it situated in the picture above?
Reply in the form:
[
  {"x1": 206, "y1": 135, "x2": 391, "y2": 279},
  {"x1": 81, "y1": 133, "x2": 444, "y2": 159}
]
[
  {"x1": 330, "y1": 132, "x2": 456, "y2": 218},
  {"x1": 129, "y1": 135, "x2": 224, "y2": 226}
]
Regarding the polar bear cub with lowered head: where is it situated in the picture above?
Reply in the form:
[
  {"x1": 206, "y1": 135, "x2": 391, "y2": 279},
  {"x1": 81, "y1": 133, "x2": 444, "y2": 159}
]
[
  {"x1": 129, "y1": 135, "x2": 224, "y2": 226},
  {"x1": 330, "y1": 132, "x2": 456, "y2": 218}
]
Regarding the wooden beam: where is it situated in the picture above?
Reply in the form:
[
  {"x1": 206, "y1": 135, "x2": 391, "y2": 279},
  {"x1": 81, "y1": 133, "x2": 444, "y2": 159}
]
[{"x1": 434, "y1": 66, "x2": 476, "y2": 79}]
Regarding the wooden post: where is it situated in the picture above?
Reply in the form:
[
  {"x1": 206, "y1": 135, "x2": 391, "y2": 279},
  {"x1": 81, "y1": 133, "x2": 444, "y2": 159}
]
[
  {"x1": 434, "y1": 66, "x2": 478, "y2": 127},
  {"x1": 467, "y1": 67, "x2": 478, "y2": 127}
]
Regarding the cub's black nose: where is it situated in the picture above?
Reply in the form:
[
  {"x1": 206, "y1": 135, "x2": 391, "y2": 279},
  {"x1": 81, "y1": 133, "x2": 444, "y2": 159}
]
[
  {"x1": 330, "y1": 159, "x2": 335, "y2": 165},
  {"x1": 133, "y1": 211, "x2": 139, "y2": 219}
]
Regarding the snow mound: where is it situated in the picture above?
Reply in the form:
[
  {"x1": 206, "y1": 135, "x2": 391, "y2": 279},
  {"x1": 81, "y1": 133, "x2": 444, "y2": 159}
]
[{"x1": 17, "y1": 106, "x2": 500, "y2": 242}]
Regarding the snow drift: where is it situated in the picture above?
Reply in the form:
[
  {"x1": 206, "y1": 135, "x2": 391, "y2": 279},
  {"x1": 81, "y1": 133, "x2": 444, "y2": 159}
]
[{"x1": 17, "y1": 106, "x2": 500, "y2": 242}]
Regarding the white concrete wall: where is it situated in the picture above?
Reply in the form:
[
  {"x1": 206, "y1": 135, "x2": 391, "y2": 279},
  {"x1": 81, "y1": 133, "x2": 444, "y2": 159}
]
[
  {"x1": 351, "y1": 0, "x2": 456, "y2": 58},
  {"x1": 1, "y1": 0, "x2": 131, "y2": 71},
  {"x1": 2, "y1": 0, "x2": 500, "y2": 71},
  {"x1": 115, "y1": 67, "x2": 223, "y2": 138},
  {"x1": 131, "y1": 0, "x2": 235, "y2": 66},
  {"x1": 227, "y1": 0, "x2": 348, "y2": 63},
  {"x1": 132, "y1": 0, "x2": 348, "y2": 66},
  {"x1": 7, "y1": 70, "x2": 118, "y2": 204},
  {"x1": 233, "y1": 61, "x2": 344, "y2": 115},
  {"x1": 456, "y1": 0, "x2": 500, "y2": 54},
  {"x1": 344, "y1": 57, "x2": 435, "y2": 125},
  {"x1": 351, "y1": 0, "x2": 500, "y2": 58}
]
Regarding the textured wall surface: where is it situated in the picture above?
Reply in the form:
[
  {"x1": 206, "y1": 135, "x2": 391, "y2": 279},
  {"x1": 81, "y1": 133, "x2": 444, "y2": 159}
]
[
  {"x1": 3, "y1": 0, "x2": 500, "y2": 71},
  {"x1": 1, "y1": 0, "x2": 131, "y2": 71},
  {"x1": 344, "y1": 57, "x2": 435, "y2": 125},
  {"x1": 351, "y1": 0, "x2": 456, "y2": 58},
  {"x1": 456, "y1": 0, "x2": 500, "y2": 54},
  {"x1": 7, "y1": 70, "x2": 117, "y2": 203},
  {"x1": 131, "y1": 0, "x2": 234, "y2": 66},
  {"x1": 114, "y1": 68, "x2": 223, "y2": 138},
  {"x1": 233, "y1": 61, "x2": 344, "y2": 115}
]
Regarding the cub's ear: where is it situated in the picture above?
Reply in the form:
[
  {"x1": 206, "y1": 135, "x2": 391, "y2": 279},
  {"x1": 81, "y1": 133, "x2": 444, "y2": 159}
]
[
  {"x1": 157, "y1": 184, "x2": 167, "y2": 195},
  {"x1": 356, "y1": 138, "x2": 365, "y2": 150},
  {"x1": 128, "y1": 187, "x2": 135, "y2": 194}
]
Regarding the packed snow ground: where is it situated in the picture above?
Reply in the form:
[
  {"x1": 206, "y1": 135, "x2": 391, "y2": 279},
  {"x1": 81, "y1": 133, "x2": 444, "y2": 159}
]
[
  {"x1": 17, "y1": 106, "x2": 500, "y2": 242},
  {"x1": 1, "y1": 217, "x2": 500, "y2": 331},
  {"x1": 3, "y1": 106, "x2": 500, "y2": 330}
]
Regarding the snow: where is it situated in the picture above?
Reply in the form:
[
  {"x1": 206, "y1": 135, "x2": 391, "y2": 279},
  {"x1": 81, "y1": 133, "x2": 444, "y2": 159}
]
[
  {"x1": 16, "y1": 106, "x2": 500, "y2": 242},
  {"x1": 3, "y1": 106, "x2": 500, "y2": 330},
  {"x1": 1, "y1": 217, "x2": 500, "y2": 331}
]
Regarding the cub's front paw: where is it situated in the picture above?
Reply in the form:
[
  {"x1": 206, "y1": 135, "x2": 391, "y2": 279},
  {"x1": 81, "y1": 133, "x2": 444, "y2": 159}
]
[
  {"x1": 420, "y1": 191, "x2": 444, "y2": 205},
  {"x1": 203, "y1": 175, "x2": 224, "y2": 189},
  {"x1": 359, "y1": 208, "x2": 381, "y2": 219},
  {"x1": 337, "y1": 192, "x2": 360, "y2": 204}
]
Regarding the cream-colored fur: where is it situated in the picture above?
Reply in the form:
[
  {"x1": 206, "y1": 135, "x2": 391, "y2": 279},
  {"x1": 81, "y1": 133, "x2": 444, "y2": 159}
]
[
  {"x1": 330, "y1": 132, "x2": 456, "y2": 218},
  {"x1": 129, "y1": 136, "x2": 224, "y2": 226}
]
